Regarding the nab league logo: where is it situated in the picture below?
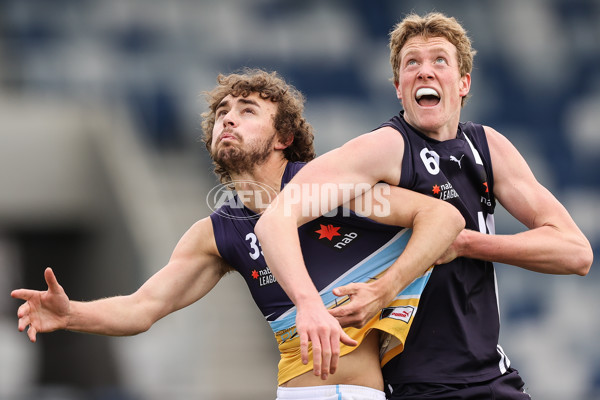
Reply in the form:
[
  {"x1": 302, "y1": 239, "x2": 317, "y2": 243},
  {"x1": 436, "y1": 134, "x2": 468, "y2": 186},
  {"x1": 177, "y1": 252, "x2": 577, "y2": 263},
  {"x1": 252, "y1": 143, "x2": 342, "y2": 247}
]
[
  {"x1": 206, "y1": 180, "x2": 279, "y2": 220},
  {"x1": 313, "y1": 223, "x2": 359, "y2": 251},
  {"x1": 251, "y1": 266, "x2": 277, "y2": 287},
  {"x1": 380, "y1": 305, "x2": 415, "y2": 324}
]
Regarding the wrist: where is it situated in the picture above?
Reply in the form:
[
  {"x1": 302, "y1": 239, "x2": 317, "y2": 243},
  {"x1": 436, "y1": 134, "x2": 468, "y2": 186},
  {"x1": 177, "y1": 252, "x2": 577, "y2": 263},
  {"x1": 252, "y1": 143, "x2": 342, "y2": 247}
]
[
  {"x1": 294, "y1": 291, "x2": 325, "y2": 310},
  {"x1": 64, "y1": 300, "x2": 77, "y2": 331},
  {"x1": 456, "y1": 229, "x2": 474, "y2": 258},
  {"x1": 371, "y1": 276, "x2": 398, "y2": 307}
]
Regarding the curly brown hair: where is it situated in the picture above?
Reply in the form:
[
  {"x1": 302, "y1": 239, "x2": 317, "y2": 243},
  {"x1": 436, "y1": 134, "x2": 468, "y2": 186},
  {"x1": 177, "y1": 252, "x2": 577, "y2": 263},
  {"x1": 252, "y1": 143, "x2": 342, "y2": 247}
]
[
  {"x1": 201, "y1": 68, "x2": 315, "y2": 183},
  {"x1": 389, "y1": 12, "x2": 477, "y2": 106}
]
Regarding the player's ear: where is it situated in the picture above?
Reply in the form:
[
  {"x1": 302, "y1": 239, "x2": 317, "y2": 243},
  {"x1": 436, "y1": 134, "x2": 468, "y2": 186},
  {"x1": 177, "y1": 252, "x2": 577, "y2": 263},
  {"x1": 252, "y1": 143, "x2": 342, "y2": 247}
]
[
  {"x1": 275, "y1": 133, "x2": 293, "y2": 150},
  {"x1": 394, "y1": 80, "x2": 402, "y2": 101},
  {"x1": 459, "y1": 73, "x2": 471, "y2": 97}
]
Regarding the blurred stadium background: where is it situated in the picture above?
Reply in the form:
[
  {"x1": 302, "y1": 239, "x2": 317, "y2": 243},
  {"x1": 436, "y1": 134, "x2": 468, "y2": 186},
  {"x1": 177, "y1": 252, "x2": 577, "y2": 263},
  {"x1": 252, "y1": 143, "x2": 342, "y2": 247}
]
[{"x1": 0, "y1": 0, "x2": 598, "y2": 399}]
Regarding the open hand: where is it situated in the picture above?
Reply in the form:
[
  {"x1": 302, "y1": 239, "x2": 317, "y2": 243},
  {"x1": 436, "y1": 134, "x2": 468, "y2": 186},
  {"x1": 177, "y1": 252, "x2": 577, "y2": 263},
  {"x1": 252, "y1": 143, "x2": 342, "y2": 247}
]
[
  {"x1": 295, "y1": 302, "x2": 357, "y2": 380},
  {"x1": 11, "y1": 267, "x2": 70, "y2": 342}
]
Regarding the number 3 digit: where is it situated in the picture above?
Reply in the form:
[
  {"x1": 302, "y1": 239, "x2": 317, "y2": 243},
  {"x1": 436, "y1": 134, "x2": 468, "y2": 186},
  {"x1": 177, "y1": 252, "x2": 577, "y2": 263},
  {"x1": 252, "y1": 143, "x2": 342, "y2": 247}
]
[{"x1": 246, "y1": 233, "x2": 262, "y2": 260}]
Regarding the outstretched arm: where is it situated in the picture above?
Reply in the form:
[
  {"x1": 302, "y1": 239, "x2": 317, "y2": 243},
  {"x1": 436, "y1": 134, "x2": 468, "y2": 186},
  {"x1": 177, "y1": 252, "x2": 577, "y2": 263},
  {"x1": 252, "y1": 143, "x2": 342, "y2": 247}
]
[
  {"x1": 436, "y1": 126, "x2": 593, "y2": 274},
  {"x1": 11, "y1": 217, "x2": 231, "y2": 342}
]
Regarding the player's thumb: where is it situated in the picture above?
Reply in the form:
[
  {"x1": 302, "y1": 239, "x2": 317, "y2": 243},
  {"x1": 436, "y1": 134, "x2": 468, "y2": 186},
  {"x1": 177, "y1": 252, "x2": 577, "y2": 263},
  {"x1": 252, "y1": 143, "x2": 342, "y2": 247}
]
[
  {"x1": 340, "y1": 330, "x2": 358, "y2": 347},
  {"x1": 44, "y1": 267, "x2": 61, "y2": 292}
]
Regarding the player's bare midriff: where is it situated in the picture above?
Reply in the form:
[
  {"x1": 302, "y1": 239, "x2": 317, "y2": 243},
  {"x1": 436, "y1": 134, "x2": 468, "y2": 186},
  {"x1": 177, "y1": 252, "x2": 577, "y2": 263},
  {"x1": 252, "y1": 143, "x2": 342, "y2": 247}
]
[{"x1": 280, "y1": 330, "x2": 383, "y2": 390}]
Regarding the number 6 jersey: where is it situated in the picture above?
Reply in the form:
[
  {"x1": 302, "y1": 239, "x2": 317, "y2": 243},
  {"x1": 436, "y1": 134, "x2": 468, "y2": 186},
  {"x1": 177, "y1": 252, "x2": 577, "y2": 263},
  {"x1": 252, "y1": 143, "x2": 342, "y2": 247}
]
[{"x1": 380, "y1": 112, "x2": 507, "y2": 386}]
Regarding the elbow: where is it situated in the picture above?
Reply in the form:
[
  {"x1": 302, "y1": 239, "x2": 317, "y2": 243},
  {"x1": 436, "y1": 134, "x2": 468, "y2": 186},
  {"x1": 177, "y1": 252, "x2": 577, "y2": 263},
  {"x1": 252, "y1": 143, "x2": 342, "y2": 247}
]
[
  {"x1": 561, "y1": 236, "x2": 593, "y2": 276},
  {"x1": 254, "y1": 214, "x2": 270, "y2": 242},
  {"x1": 127, "y1": 292, "x2": 159, "y2": 335},
  {"x1": 136, "y1": 319, "x2": 153, "y2": 335},
  {"x1": 420, "y1": 200, "x2": 465, "y2": 232},
  {"x1": 442, "y1": 202, "x2": 465, "y2": 235},
  {"x1": 132, "y1": 312, "x2": 162, "y2": 336},
  {"x1": 453, "y1": 208, "x2": 466, "y2": 233},
  {"x1": 572, "y1": 245, "x2": 593, "y2": 276}
]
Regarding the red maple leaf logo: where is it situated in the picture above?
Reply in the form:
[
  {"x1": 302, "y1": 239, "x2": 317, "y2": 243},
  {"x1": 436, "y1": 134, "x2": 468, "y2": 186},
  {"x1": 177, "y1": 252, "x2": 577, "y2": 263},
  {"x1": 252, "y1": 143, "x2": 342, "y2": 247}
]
[
  {"x1": 315, "y1": 224, "x2": 341, "y2": 241},
  {"x1": 483, "y1": 182, "x2": 489, "y2": 193},
  {"x1": 251, "y1": 270, "x2": 259, "y2": 279},
  {"x1": 432, "y1": 185, "x2": 441, "y2": 195}
]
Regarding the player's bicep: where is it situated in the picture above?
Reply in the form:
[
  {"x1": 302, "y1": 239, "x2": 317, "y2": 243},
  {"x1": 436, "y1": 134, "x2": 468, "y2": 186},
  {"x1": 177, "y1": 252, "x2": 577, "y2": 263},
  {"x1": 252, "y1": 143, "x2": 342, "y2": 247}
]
[
  {"x1": 486, "y1": 127, "x2": 562, "y2": 229},
  {"x1": 277, "y1": 128, "x2": 404, "y2": 224},
  {"x1": 299, "y1": 127, "x2": 403, "y2": 186},
  {"x1": 135, "y1": 218, "x2": 231, "y2": 320}
]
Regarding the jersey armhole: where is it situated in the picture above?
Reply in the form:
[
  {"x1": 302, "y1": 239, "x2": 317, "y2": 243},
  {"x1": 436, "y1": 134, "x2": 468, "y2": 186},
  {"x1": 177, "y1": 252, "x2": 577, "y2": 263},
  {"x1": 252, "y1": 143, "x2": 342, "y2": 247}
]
[
  {"x1": 209, "y1": 213, "x2": 229, "y2": 263},
  {"x1": 468, "y1": 123, "x2": 495, "y2": 196},
  {"x1": 397, "y1": 129, "x2": 414, "y2": 189},
  {"x1": 378, "y1": 121, "x2": 414, "y2": 189}
]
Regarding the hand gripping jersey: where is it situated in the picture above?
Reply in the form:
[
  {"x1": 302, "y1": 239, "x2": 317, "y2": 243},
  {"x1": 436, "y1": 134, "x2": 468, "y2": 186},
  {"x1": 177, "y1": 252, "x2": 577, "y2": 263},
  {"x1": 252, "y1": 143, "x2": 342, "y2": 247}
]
[
  {"x1": 210, "y1": 161, "x2": 432, "y2": 385},
  {"x1": 380, "y1": 112, "x2": 509, "y2": 385}
]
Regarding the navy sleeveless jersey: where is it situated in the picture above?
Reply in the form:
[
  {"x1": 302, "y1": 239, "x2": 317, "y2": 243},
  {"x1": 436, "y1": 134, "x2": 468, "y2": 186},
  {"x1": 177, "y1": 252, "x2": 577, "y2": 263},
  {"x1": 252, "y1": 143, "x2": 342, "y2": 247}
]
[
  {"x1": 210, "y1": 161, "x2": 405, "y2": 321},
  {"x1": 210, "y1": 161, "x2": 431, "y2": 384},
  {"x1": 380, "y1": 112, "x2": 509, "y2": 384}
]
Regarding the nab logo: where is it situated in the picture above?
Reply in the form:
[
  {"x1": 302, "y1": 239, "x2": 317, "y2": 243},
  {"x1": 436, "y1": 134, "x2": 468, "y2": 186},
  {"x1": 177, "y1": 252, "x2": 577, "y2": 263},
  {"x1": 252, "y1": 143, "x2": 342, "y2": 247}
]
[
  {"x1": 315, "y1": 224, "x2": 341, "y2": 240},
  {"x1": 314, "y1": 224, "x2": 359, "y2": 251},
  {"x1": 380, "y1": 306, "x2": 415, "y2": 324}
]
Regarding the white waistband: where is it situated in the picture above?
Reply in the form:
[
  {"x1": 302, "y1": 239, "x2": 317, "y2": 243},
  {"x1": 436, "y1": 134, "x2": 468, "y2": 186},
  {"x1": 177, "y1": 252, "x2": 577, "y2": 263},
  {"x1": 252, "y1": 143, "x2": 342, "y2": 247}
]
[{"x1": 276, "y1": 384, "x2": 385, "y2": 400}]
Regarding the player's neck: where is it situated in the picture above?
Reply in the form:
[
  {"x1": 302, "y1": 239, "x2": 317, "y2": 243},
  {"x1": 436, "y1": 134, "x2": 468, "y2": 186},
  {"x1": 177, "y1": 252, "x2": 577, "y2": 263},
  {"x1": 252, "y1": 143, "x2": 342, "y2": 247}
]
[
  {"x1": 404, "y1": 111, "x2": 460, "y2": 141},
  {"x1": 229, "y1": 156, "x2": 288, "y2": 214}
]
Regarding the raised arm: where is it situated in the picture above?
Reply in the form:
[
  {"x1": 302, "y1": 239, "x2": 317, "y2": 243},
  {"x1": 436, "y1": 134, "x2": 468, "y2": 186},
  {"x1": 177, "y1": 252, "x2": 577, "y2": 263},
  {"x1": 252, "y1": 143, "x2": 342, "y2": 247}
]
[
  {"x1": 437, "y1": 126, "x2": 592, "y2": 274},
  {"x1": 12, "y1": 217, "x2": 232, "y2": 342}
]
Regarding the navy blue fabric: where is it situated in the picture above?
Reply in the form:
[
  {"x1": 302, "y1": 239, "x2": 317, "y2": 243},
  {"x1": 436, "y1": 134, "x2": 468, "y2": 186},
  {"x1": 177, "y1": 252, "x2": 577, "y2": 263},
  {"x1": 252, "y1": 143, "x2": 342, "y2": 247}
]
[{"x1": 381, "y1": 112, "x2": 505, "y2": 385}]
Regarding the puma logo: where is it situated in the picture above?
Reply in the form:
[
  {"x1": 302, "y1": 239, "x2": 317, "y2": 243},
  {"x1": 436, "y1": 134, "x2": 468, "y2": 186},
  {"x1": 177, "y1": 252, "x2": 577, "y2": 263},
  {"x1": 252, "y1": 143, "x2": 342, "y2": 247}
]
[{"x1": 450, "y1": 154, "x2": 464, "y2": 169}]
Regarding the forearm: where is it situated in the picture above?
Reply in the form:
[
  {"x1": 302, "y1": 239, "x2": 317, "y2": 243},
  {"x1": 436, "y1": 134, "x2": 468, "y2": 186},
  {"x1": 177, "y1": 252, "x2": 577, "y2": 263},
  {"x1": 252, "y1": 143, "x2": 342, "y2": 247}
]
[
  {"x1": 374, "y1": 202, "x2": 465, "y2": 301},
  {"x1": 67, "y1": 294, "x2": 156, "y2": 336},
  {"x1": 255, "y1": 213, "x2": 323, "y2": 308},
  {"x1": 459, "y1": 226, "x2": 592, "y2": 275}
]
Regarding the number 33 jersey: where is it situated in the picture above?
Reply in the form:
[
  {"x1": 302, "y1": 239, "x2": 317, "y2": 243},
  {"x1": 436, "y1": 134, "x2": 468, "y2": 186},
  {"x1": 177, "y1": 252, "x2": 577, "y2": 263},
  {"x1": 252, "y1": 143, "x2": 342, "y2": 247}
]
[{"x1": 210, "y1": 161, "x2": 431, "y2": 385}]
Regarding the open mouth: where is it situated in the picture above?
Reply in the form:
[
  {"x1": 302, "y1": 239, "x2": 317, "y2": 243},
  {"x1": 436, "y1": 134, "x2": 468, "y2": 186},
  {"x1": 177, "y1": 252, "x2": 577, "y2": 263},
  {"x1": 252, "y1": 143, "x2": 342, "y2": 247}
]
[{"x1": 416, "y1": 88, "x2": 440, "y2": 107}]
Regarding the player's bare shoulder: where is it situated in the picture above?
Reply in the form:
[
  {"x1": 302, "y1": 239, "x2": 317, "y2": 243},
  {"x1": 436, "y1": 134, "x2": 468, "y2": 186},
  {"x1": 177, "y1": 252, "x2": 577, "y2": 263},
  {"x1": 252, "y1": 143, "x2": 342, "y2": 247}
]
[
  {"x1": 348, "y1": 126, "x2": 405, "y2": 150},
  {"x1": 346, "y1": 126, "x2": 405, "y2": 184},
  {"x1": 173, "y1": 217, "x2": 226, "y2": 265},
  {"x1": 482, "y1": 125, "x2": 524, "y2": 165},
  {"x1": 482, "y1": 125, "x2": 512, "y2": 151},
  {"x1": 185, "y1": 217, "x2": 217, "y2": 243}
]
